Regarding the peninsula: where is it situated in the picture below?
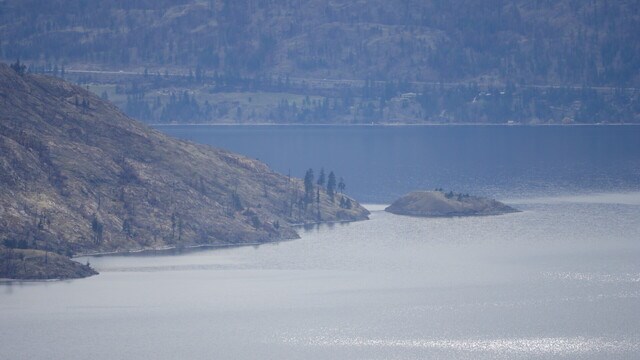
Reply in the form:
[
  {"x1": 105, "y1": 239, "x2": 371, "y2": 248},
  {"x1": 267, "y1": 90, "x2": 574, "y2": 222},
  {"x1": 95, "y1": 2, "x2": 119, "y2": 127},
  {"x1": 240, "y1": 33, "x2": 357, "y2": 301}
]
[
  {"x1": 385, "y1": 190, "x2": 519, "y2": 217},
  {"x1": 0, "y1": 64, "x2": 369, "y2": 280}
]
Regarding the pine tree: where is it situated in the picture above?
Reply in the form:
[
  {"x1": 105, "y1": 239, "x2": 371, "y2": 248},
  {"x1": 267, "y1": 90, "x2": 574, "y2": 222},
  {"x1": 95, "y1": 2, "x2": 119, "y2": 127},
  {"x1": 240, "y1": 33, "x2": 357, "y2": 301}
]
[
  {"x1": 10, "y1": 59, "x2": 26, "y2": 76},
  {"x1": 304, "y1": 168, "x2": 314, "y2": 204},
  {"x1": 317, "y1": 168, "x2": 326, "y2": 188},
  {"x1": 327, "y1": 171, "x2": 336, "y2": 200}
]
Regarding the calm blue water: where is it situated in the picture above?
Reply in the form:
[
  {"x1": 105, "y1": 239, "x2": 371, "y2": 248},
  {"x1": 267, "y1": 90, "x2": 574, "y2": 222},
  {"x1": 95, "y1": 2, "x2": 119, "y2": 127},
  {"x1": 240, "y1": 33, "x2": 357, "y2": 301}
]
[
  {"x1": 1, "y1": 125, "x2": 639, "y2": 359},
  {"x1": 157, "y1": 125, "x2": 640, "y2": 202}
]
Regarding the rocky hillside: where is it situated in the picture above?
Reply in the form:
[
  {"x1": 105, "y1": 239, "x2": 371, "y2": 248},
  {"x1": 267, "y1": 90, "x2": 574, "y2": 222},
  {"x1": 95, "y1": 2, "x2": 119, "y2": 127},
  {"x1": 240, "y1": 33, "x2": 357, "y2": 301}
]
[{"x1": 0, "y1": 63, "x2": 369, "y2": 279}]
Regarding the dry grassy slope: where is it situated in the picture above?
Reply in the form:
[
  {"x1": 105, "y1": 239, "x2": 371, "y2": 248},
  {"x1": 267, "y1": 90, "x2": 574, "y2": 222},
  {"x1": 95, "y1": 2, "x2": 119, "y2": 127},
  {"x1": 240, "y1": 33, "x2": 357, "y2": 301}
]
[{"x1": 0, "y1": 64, "x2": 369, "y2": 257}]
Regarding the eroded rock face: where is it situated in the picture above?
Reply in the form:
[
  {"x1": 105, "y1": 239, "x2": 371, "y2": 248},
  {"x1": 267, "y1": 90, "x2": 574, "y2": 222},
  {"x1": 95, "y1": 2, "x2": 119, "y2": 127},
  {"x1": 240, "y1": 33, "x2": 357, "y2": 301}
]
[
  {"x1": 385, "y1": 191, "x2": 519, "y2": 217},
  {"x1": 0, "y1": 64, "x2": 369, "y2": 278}
]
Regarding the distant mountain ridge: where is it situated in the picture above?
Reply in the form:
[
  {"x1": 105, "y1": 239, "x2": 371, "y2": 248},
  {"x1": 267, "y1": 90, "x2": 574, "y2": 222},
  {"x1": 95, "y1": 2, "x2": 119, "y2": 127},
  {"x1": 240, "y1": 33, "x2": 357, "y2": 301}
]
[
  {"x1": 0, "y1": 63, "x2": 369, "y2": 279},
  {"x1": 1, "y1": 0, "x2": 638, "y2": 87},
  {"x1": 2, "y1": 0, "x2": 638, "y2": 124}
]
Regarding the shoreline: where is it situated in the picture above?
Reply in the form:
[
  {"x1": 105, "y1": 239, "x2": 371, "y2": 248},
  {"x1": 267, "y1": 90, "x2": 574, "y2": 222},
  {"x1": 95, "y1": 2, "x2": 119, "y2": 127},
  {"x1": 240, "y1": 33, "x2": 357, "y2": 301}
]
[
  {"x1": 74, "y1": 217, "x2": 368, "y2": 259},
  {"x1": 73, "y1": 241, "x2": 280, "y2": 258},
  {"x1": 1, "y1": 218, "x2": 369, "y2": 282},
  {"x1": 0, "y1": 214, "x2": 369, "y2": 282},
  {"x1": 149, "y1": 122, "x2": 639, "y2": 127},
  {"x1": 0, "y1": 277, "x2": 72, "y2": 283}
]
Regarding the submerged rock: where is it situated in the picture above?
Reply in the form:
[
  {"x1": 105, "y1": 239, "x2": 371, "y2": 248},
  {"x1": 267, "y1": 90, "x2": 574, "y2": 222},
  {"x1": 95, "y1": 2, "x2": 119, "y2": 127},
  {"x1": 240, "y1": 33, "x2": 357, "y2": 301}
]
[{"x1": 385, "y1": 191, "x2": 519, "y2": 217}]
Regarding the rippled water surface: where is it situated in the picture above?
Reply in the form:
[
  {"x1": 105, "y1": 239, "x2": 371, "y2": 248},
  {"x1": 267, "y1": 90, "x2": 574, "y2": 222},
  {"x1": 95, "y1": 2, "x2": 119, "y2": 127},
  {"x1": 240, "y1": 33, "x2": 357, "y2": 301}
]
[{"x1": 1, "y1": 126, "x2": 639, "y2": 359}]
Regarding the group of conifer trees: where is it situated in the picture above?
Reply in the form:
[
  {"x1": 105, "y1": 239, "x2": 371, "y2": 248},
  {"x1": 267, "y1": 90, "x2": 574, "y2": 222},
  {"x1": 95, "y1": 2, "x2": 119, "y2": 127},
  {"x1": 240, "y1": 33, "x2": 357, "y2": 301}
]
[{"x1": 303, "y1": 168, "x2": 348, "y2": 208}]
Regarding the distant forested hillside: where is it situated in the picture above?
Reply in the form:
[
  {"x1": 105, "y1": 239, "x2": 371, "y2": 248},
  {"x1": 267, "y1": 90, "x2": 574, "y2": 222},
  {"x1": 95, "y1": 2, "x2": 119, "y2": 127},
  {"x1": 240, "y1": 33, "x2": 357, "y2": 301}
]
[{"x1": 2, "y1": 0, "x2": 639, "y2": 123}]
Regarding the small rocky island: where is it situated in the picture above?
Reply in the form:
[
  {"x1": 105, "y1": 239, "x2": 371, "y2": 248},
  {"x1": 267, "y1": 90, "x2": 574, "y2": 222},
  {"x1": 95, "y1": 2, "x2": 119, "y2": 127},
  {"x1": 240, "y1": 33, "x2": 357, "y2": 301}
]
[{"x1": 385, "y1": 190, "x2": 519, "y2": 217}]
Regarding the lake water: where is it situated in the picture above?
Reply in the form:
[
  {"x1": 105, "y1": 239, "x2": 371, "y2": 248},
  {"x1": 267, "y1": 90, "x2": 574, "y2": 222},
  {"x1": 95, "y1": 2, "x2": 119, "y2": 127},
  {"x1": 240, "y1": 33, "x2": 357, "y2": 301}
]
[
  {"x1": 158, "y1": 125, "x2": 640, "y2": 202},
  {"x1": 1, "y1": 125, "x2": 640, "y2": 359}
]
